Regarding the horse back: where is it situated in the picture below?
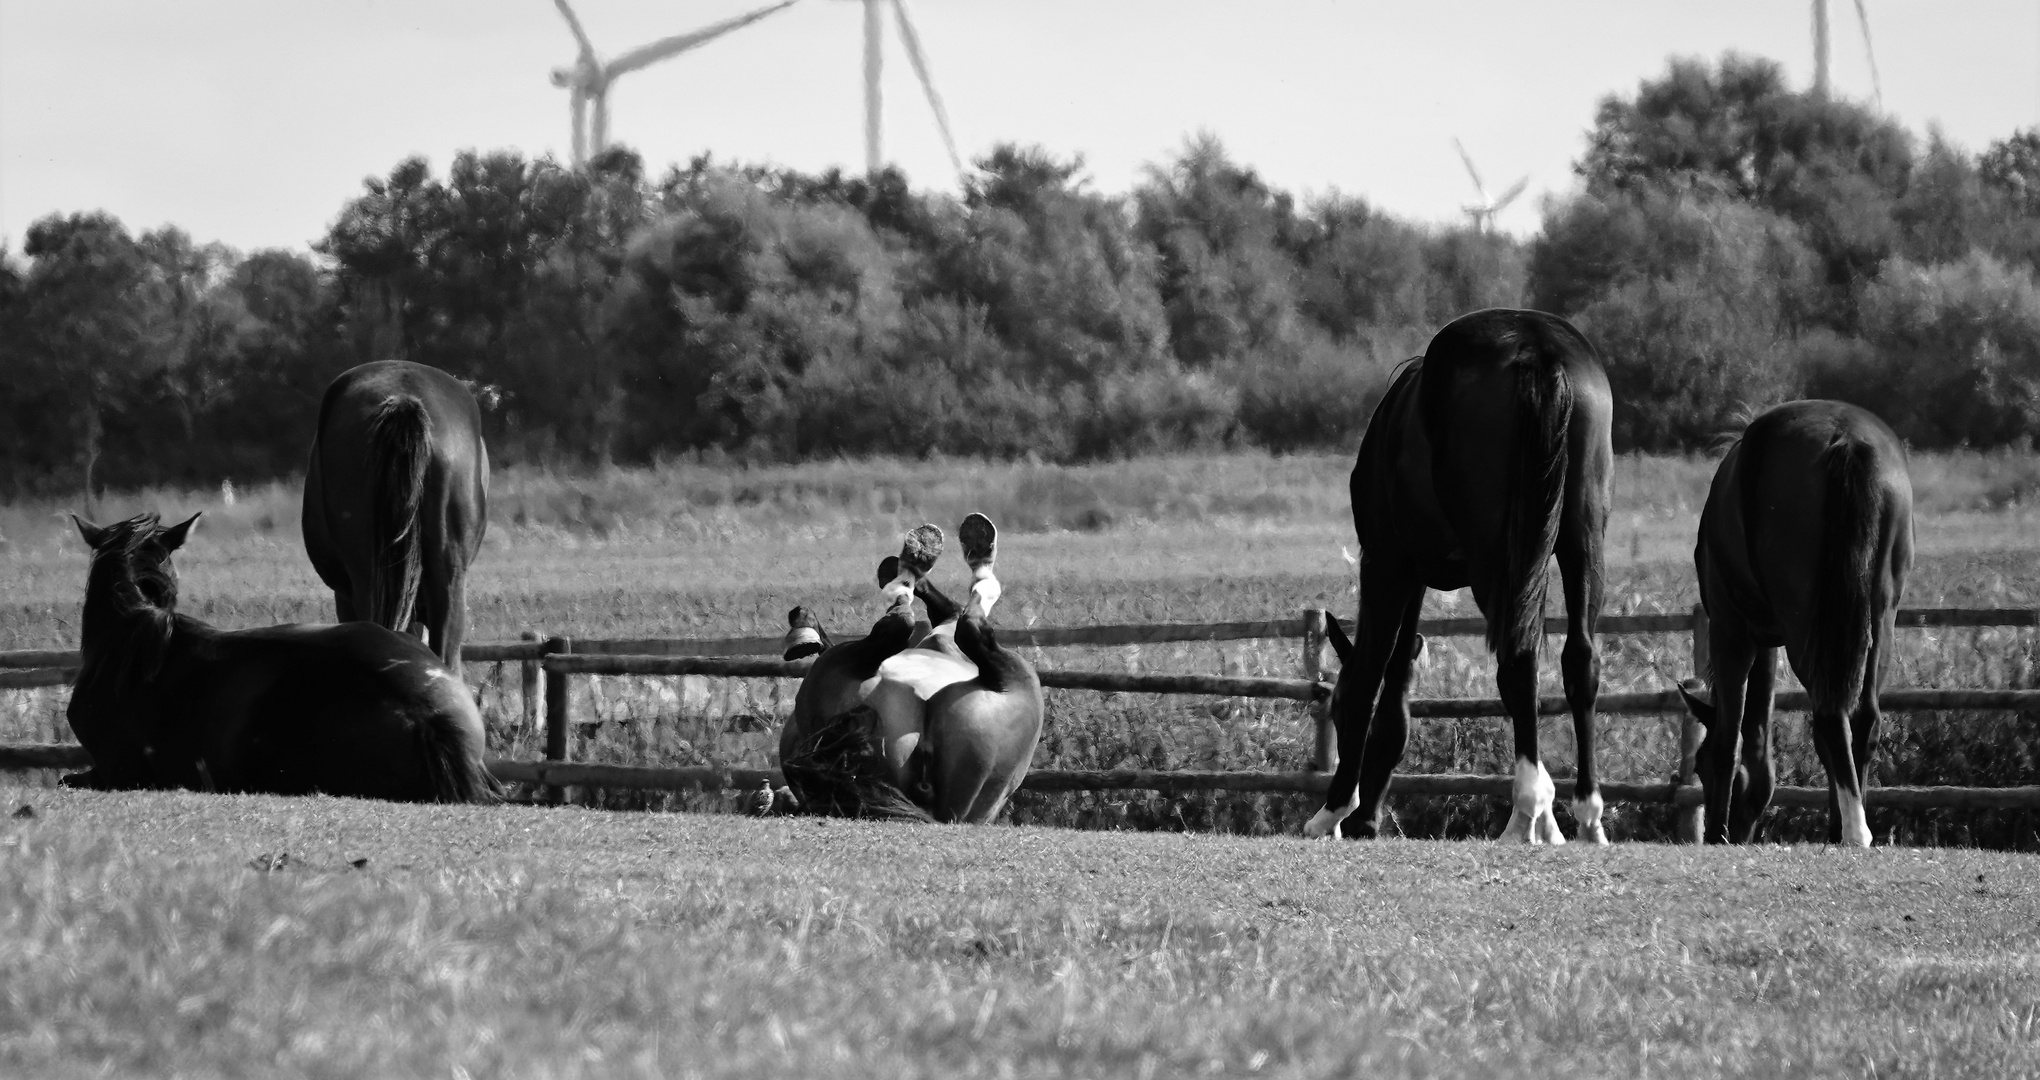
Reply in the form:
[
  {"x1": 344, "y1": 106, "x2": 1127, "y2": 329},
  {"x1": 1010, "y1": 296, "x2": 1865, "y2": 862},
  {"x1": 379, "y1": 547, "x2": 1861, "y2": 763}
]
[{"x1": 1698, "y1": 400, "x2": 1912, "y2": 648}]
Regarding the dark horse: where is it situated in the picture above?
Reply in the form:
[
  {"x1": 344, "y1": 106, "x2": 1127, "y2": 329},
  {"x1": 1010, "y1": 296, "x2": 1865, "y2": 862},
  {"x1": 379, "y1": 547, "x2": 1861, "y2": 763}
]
[
  {"x1": 1307, "y1": 308, "x2": 1613, "y2": 844},
  {"x1": 778, "y1": 515, "x2": 1044, "y2": 823},
  {"x1": 302, "y1": 360, "x2": 489, "y2": 679},
  {"x1": 1677, "y1": 400, "x2": 1913, "y2": 847},
  {"x1": 63, "y1": 512, "x2": 498, "y2": 802}
]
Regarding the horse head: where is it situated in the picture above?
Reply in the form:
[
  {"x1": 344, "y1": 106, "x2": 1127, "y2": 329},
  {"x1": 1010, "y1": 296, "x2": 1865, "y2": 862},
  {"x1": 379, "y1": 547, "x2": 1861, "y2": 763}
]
[{"x1": 75, "y1": 511, "x2": 201, "y2": 615}]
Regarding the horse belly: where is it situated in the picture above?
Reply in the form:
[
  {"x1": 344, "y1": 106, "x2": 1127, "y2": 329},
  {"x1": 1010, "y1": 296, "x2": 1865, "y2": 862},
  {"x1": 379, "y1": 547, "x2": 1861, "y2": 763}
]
[{"x1": 867, "y1": 650, "x2": 979, "y2": 782}]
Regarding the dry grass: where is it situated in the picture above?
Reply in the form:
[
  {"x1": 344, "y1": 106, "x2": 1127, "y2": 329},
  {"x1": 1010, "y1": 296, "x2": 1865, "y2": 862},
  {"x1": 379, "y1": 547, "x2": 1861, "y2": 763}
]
[
  {"x1": 4, "y1": 452, "x2": 2040, "y2": 845},
  {"x1": 3, "y1": 787, "x2": 2038, "y2": 1079}
]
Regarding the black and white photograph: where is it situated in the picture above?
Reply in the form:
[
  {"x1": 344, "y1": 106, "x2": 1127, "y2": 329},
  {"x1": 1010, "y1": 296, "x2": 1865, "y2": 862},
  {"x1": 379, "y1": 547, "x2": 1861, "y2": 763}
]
[{"x1": 3, "y1": 1, "x2": 2039, "y2": 1075}]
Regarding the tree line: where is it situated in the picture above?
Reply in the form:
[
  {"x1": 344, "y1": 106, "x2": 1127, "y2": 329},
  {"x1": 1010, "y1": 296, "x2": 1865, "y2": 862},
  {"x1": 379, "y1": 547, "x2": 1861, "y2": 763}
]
[{"x1": 8, "y1": 52, "x2": 2040, "y2": 499}]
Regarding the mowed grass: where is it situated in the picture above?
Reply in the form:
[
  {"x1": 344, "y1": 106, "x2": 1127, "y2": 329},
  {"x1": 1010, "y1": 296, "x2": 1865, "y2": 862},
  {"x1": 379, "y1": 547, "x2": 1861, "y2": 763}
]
[{"x1": 3, "y1": 786, "x2": 2037, "y2": 1079}]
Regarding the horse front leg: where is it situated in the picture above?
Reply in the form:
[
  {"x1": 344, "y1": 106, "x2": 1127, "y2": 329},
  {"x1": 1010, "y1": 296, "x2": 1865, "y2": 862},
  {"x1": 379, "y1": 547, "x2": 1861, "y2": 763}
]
[
  {"x1": 1345, "y1": 593, "x2": 1426, "y2": 839},
  {"x1": 1729, "y1": 646, "x2": 1777, "y2": 843},
  {"x1": 1305, "y1": 565, "x2": 1421, "y2": 839},
  {"x1": 1698, "y1": 629, "x2": 1755, "y2": 845}
]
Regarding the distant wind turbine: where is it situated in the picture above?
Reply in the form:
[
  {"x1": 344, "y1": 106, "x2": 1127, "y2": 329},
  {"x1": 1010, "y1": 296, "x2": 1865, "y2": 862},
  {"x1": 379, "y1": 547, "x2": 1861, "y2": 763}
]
[
  {"x1": 549, "y1": 0, "x2": 801, "y2": 168},
  {"x1": 1453, "y1": 139, "x2": 1528, "y2": 235},
  {"x1": 848, "y1": 0, "x2": 965, "y2": 181},
  {"x1": 1812, "y1": 0, "x2": 1883, "y2": 107}
]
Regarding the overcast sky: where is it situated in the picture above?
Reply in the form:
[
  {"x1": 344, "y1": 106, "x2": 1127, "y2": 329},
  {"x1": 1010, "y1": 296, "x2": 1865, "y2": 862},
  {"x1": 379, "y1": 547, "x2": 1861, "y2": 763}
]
[{"x1": 3, "y1": 1, "x2": 2036, "y2": 255}]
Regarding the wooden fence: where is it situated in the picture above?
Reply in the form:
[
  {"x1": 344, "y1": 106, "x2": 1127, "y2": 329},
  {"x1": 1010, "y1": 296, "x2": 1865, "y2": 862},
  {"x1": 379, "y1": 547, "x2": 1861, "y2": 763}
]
[{"x1": 6, "y1": 606, "x2": 2040, "y2": 832}]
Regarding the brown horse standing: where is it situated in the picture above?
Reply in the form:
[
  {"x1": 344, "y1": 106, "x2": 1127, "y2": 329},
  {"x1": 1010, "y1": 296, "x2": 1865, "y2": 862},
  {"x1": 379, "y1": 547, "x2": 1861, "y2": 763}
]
[
  {"x1": 1307, "y1": 308, "x2": 1613, "y2": 844},
  {"x1": 302, "y1": 361, "x2": 489, "y2": 680},
  {"x1": 64, "y1": 512, "x2": 497, "y2": 802},
  {"x1": 779, "y1": 516, "x2": 1044, "y2": 823},
  {"x1": 1678, "y1": 400, "x2": 1913, "y2": 847}
]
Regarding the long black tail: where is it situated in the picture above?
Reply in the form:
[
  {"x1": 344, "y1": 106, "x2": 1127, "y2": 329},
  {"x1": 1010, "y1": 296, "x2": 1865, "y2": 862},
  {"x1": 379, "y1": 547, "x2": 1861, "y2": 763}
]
[
  {"x1": 1805, "y1": 437, "x2": 1881, "y2": 717},
  {"x1": 416, "y1": 711, "x2": 502, "y2": 804},
  {"x1": 366, "y1": 395, "x2": 430, "y2": 633},
  {"x1": 780, "y1": 705, "x2": 934, "y2": 822},
  {"x1": 1491, "y1": 341, "x2": 1573, "y2": 657}
]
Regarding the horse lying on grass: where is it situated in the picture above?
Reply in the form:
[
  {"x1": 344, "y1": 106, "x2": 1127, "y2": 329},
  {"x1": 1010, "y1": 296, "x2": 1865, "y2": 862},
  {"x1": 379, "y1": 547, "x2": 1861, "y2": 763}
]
[
  {"x1": 63, "y1": 512, "x2": 499, "y2": 803},
  {"x1": 1678, "y1": 399, "x2": 1913, "y2": 847},
  {"x1": 775, "y1": 514, "x2": 1043, "y2": 823}
]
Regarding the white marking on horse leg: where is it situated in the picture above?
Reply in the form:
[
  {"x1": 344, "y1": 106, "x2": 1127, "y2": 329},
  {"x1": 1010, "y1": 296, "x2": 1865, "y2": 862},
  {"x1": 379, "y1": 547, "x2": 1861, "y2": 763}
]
[
  {"x1": 970, "y1": 566, "x2": 1002, "y2": 618},
  {"x1": 1837, "y1": 788, "x2": 1872, "y2": 848},
  {"x1": 1499, "y1": 757, "x2": 1555, "y2": 844},
  {"x1": 1571, "y1": 790, "x2": 1609, "y2": 846},
  {"x1": 1304, "y1": 785, "x2": 1361, "y2": 839}
]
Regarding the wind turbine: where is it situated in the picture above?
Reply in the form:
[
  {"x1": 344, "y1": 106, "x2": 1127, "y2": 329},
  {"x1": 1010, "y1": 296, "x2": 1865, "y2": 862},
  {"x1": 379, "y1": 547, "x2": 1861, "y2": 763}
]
[
  {"x1": 1811, "y1": 0, "x2": 1883, "y2": 107},
  {"x1": 849, "y1": 0, "x2": 965, "y2": 181},
  {"x1": 1453, "y1": 139, "x2": 1528, "y2": 235},
  {"x1": 549, "y1": 0, "x2": 802, "y2": 168}
]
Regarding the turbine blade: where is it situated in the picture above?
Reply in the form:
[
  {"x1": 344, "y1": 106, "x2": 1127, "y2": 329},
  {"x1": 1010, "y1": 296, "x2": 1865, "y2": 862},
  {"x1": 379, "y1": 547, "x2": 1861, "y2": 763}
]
[
  {"x1": 865, "y1": 0, "x2": 883, "y2": 172},
  {"x1": 890, "y1": 0, "x2": 964, "y2": 180},
  {"x1": 552, "y1": 0, "x2": 598, "y2": 59},
  {"x1": 1851, "y1": 0, "x2": 1883, "y2": 108},
  {"x1": 1492, "y1": 176, "x2": 1529, "y2": 213},
  {"x1": 1452, "y1": 138, "x2": 1489, "y2": 204},
  {"x1": 605, "y1": 0, "x2": 800, "y2": 78}
]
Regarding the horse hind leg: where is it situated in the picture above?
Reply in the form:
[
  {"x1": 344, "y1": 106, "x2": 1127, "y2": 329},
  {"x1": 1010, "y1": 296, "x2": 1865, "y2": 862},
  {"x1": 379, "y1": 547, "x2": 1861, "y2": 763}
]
[
  {"x1": 1556, "y1": 507, "x2": 1607, "y2": 845},
  {"x1": 1495, "y1": 629, "x2": 1561, "y2": 846}
]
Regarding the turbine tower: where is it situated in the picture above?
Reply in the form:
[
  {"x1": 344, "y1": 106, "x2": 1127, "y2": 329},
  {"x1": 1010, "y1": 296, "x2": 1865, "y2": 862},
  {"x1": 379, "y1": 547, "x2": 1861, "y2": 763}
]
[
  {"x1": 853, "y1": 0, "x2": 965, "y2": 181},
  {"x1": 1812, "y1": 0, "x2": 1883, "y2": 107},
  {"x1": 549, "y1": 0, "x2": 801, "y2": 168},
  {"x1": 1453, "y1": 138, "x2": 1528, "y2": 235}
]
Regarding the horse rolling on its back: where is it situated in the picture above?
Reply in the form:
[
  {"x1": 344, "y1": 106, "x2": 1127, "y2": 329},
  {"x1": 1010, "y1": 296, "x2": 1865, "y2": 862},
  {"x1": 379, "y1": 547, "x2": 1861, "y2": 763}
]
[
  {"x1": 778, "y1": 516, "x2": 1044, "y2": 823},
  {"x1": 1308, "y1": 308, "x2": 1613, "y2": 844},
  {"x1": 303, "y1": 360, "x2": 489, "y2": 679},
  {"x1": 1678, "y1": 400, "x2": 1913, "y2": 847},
  {"x1": 63, "y1": 512, "x2": 498, "y2": 802}
]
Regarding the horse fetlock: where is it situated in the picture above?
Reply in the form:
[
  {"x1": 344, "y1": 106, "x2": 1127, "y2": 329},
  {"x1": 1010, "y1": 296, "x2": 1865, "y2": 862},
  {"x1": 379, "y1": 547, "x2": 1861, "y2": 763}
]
[
  {"x1": 1837, "y1": 788, "x2": 1872, "y2": 848},
  {"x1": 1571, "y1": 791, "x2": 1609, "y2": 846},
  {"x1": 1303, "y1": 806, "x2": 1347, "y2": 839},
  {"x1": 1502, "y1": 758, "x2": 1557, "y2": 844}
]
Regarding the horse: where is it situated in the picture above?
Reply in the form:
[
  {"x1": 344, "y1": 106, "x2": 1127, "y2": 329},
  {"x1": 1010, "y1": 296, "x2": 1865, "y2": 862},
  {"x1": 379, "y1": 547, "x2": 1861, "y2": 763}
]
[
  {"x1": 778, "y1": 515, "x2": 1044, "y2": 823},
  {"x1": 63, "y1": 512, "x2": 499, "y2": 803},
  {"x1": 1675, "y1": 400, "x2": 1913, "y2": 847},
  {"x1": 302, "y1": 360, "x2": 489, "y2": 680},
  {"x1": 1306, "y1": 308, "x2": 1614, "y2": 844}
]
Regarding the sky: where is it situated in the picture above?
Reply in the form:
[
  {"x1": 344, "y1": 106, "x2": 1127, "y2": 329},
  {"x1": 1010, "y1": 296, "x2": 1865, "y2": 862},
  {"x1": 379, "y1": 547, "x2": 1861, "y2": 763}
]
[{"x1": 3, "y1": 0, "x2": 2038, "y2": 255}]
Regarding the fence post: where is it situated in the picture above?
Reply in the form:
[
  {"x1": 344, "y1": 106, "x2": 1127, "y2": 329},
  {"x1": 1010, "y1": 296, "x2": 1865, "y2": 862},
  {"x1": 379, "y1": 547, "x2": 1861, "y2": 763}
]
[
  {"x1": 543, "y1": 636, "x2": 572, "y2": 804},
  {"x1": 1676, "y1": 604, "x2": 1708, "y2": 843},
  {"x1": 520, "y1": 630, "x2": 541, "y2": 738},
  {"x1": 1303, "y1": 608, "x2": 1335, "y2": 773}
]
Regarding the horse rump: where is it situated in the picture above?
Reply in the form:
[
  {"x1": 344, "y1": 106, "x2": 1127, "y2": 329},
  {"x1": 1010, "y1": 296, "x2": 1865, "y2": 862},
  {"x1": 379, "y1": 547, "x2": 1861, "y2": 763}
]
[
  {"x1": 780, "y1": 704, "x2": 934, "y2": 822},
  {"x1": 366, "y1": 395, "x2": 431, "y2": 634},
  {"x1": 413, "y1": 706, "x2": 501, "y2": 804},
  {"x1": 1804, "y1": 435, "x2": 1882, "y2": 716}
]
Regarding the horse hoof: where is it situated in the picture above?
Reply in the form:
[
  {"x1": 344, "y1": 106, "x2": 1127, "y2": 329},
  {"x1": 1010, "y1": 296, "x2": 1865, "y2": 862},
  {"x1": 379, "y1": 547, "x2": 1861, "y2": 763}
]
[
  {"x1": 959, "y1": 513, "x2": 998, "y2": 570},
  {"x1": 899, "y1": 524, "x2": 943, "y2": 579},
  {"x1": 783, "y1": 606, "x2": 830, "y2": 661}
]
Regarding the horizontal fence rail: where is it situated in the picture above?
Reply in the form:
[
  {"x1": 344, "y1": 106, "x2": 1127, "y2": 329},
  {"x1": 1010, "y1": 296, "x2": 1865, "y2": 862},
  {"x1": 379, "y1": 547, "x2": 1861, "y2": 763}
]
[{"x1": 7, "y1": 605, "x2": 2040, "y2": 833}]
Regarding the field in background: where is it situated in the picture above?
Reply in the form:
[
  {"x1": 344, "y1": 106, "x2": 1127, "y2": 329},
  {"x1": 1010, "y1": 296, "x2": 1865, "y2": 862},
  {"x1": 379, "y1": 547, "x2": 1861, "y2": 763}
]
[{"x1": 5, "y1": 450, "x2": 2040, "y2": 845}]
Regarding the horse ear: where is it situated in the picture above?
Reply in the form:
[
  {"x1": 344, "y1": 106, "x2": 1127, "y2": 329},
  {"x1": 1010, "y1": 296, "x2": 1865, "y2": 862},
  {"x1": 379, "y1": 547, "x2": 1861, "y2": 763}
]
[
  {"x1": 1324, "y1": 611, "x2": 1354, "y2": 665},
  {"x1": 72, "y1": 514, "x2": 110, "y2": 550},
  {"x1": 160, "y1": 512, "x2": 202, "y2": 552},
  {"x1": 1677, "y1": 679, "x2": 1716, "y2": 727}
]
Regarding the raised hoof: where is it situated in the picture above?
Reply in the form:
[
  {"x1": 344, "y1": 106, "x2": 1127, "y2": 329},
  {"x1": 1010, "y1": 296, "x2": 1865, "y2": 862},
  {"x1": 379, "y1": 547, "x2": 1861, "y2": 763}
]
[
  {"x1": 782, "y1": 606, "x2": 830, "y2": 661},
  {"x1": 899, "y1": 524, "x2": 944, "y2": 579},
  {"x1": 959, "y1": 513, "x2": 998, "y2": 570}
]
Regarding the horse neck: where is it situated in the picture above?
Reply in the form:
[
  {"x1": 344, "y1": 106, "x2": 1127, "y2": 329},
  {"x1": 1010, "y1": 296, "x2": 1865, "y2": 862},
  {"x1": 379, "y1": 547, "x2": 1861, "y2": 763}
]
[{"x1": 77, "y1": 558, "x2": 180, "y2": 693}]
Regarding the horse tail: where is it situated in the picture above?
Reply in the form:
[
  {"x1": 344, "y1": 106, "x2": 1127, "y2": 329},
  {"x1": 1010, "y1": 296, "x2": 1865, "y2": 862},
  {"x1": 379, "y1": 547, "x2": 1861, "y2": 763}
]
[
  {"x1": 780, "y1": 705, "x2": 935, "y2": 823},
  {"x1": 1491, "y1": 333, "x2": 1573, "y2": 657},
  {"x1": 366, "y1": 395, "x2": 430, "y2": 633},
  {"x1": 415, "y1": 708, "x2": 502, "y2": 804},
  {"x1": 1805, "y1": 436, "x2": 1881, "y2": 718}
]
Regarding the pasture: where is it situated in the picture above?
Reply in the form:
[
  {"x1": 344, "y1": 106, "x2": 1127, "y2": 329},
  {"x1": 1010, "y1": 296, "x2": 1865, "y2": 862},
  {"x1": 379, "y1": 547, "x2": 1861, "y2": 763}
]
[
  {"x1": 3, "y1": 786, "x2": 2038, "y2": 1078},
  {"x1": 5, "y1": 451, "x2": 2040, "y2": 842}
]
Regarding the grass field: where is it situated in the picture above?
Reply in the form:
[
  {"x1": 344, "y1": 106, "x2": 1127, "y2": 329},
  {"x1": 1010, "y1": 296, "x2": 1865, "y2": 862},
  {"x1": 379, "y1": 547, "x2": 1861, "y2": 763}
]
[
  {"x1": 4, "y1": 451, "x2": 2040, "y2": 844},
  {"x1": 3, "y1": 786, "x2": 2037, "y2": 1079}
]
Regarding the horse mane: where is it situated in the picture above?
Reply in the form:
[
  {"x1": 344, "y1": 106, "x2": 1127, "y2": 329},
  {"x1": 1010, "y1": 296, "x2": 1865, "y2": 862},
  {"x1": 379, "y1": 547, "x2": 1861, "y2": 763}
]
[{"x1": 78, "y1": 514, "x2": 182, "y2": 698}]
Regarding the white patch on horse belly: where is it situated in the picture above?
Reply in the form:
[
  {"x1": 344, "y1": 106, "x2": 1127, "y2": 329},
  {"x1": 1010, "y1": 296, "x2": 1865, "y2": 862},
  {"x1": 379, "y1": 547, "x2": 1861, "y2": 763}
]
[
  {"x1": 877, "y1": 649, "x2": 978, "y2": 701},
  {"x1": 1838, "y1": 788, "x2": 1872, "y2": 848}
]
